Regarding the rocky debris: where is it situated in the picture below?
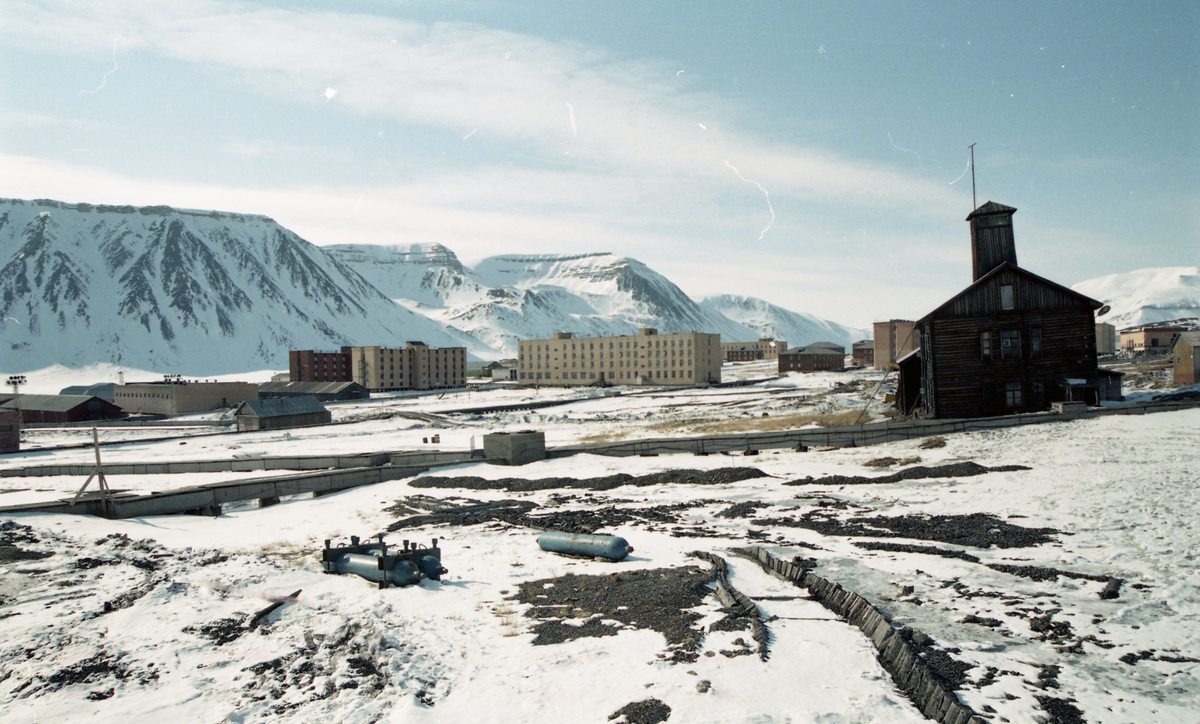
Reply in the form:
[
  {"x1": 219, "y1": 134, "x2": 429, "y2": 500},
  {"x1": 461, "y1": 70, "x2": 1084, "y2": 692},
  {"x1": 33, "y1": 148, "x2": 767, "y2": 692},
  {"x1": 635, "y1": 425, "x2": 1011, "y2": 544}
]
[
  {"x1": 1034, "y1": 695, "x2": 1086, "y2": 724},
  {"x1": 0, "y1": 520, "x2": 54, "y2": 563},
  {"x1": 410, "y1": 467, "x2": 769, "y2": 492},
  {"x1": 986, "y1": 562, "x2": 1109, "y2": 583},
  {"x1": 1119, "y1": 649, "x2": 1200, "y2": 666},
  {"x1": 715, "y1": 501, "x2": 770, "y2": 518},
  {"x1": 608, "y1": 698, "x2": 672, "y2": 724},
  {"x1": 854, "y1": 541, "x2": 982, "y2": 562},
  {"x1": 784, "y1": 461, "x2": 1031, "y2": 486},
  {"x1": 184, "y1": 616, "x2": 251, "y2": 646},
  {"x1": 387, "y1": 495, "x2": 727, "y2": 536},
  {"x1": 755, "y1": 511, "x2": 1059, "y2": 548},
  {"x1": 514, "y1": 566, "x2": 714, "y2": 658}
]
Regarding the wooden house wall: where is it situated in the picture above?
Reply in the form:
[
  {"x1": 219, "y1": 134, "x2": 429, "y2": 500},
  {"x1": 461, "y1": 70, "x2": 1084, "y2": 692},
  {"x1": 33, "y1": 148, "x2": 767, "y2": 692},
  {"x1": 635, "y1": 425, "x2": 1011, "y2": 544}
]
[
  {"x1": 921, "y1": 306, "x2": 1098, "y2": 419},
  {"x1": 970, "y1": 218, "x2": 1017, "y2": 281},
  {"x1": 929, "y1": 267, "x2": 1094, "y2": 320}
]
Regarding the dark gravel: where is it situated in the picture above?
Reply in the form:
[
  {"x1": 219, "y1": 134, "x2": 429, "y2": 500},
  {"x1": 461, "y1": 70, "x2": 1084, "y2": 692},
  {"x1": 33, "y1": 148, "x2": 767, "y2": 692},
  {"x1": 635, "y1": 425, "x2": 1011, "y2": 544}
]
[
  {"x1": 410, "y1": 467, "x2": 769, "y2": 492},
  {"x1": 387, "y1": 496, "x2": 726, "y2": 536},
  {"x1": 784, "y1": 461, "x2": 1031, "y2": 486},
  {"x1": 1035, "y1": 695, "x2": 1086, "y2": 724},
  {"x1": 609, "y1": 698, "x2": 672, "y2": 723},
  {"x1": 854, "y1": 541, "x2": 982, "y2": 562},
  {"x1": 514, "y1": 566, "x2": 715, "y2": 653},
  {"x1": 184, "y1": 616, "x2": 249, "y2": 646},
  {"x1": 754, "y1": 511, "x2": 1059, "y2": 549},
  {"x1": 986, "y1": 563, "x2": 1110, "y2": 583},
  {"x1": 0, "y1": 520, "x2": 54, "y2": 563}
]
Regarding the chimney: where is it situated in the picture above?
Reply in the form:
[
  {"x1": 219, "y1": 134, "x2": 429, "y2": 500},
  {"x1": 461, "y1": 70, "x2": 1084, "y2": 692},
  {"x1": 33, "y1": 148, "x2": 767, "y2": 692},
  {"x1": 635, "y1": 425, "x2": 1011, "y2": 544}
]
[{"x1": 966, "y1": 201, "x2": 1018, "y2": 281}]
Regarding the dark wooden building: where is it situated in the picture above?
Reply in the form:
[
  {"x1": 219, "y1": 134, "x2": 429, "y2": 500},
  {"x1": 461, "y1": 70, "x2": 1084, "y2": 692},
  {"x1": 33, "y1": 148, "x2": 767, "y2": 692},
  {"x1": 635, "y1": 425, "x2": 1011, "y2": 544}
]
[
  {"x1": 234, "y1": 396, "x2": 331, "y2": 432},
  {"x1": 897, "y1": 202, "x2": 1120, "y2": 418},
  {"x1": 778, "y1": 343, "x2": 845, "y2": 373},
  {"x1": 0, "y1": 409, "x2": 18, "y2": 453},
  {"x1": 0, "y1": 394, "x2": 125, "y2": 424},
  {"x1": 725, "y1": 345, "x2": 765, "y2": 362}
]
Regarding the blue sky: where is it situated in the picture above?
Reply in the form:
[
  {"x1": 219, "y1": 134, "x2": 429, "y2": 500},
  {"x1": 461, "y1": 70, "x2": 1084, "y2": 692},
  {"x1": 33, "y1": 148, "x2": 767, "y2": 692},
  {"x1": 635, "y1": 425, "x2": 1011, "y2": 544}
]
[{"x1": 1, "y1": 1, "x2": 1195, "y2": 327}]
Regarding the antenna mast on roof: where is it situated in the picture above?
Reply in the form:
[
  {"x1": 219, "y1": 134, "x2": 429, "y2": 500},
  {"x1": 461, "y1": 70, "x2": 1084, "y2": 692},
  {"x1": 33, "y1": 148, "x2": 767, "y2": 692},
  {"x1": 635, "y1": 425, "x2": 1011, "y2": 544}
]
[{"x1": 968, "y1": 143, "x2": 977, "y2": 209}]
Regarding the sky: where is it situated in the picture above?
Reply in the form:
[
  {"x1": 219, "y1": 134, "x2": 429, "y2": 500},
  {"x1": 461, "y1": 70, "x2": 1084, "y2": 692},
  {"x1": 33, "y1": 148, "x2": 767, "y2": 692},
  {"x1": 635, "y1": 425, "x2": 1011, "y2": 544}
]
[{"x1": 0, "y1": 1, "x2": 1196, "y2": 328}]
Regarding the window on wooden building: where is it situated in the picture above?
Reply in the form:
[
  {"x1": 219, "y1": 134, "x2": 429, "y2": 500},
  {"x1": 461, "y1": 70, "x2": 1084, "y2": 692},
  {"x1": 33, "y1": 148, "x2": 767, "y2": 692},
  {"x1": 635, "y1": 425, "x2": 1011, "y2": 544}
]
[
  {"x1": 981, "y1": 331, "x2": 992, "y2": 359},
  {"x1": 1000, "y1": 284, "x2": 1015, "y2": 310},
  {"x1": 1000, "y1": 330, "x2": 1020, "y2": 358},
  {"x1": 1030, "y1": 327, "x2": 1042, "y2": 355},
  {"x1": 1005, "y1": 381, "x2": 1022, "y2": 408}
]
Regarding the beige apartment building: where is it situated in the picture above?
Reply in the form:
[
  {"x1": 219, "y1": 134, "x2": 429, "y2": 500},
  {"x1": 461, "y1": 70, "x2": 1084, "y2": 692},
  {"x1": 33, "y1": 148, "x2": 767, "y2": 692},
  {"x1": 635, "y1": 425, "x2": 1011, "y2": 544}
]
[
  {"x1": 518, "y1": 328, "x2": 721, "y2": 386},
  {"x1": 350, "y1": 342, "x2": 466, "y2": 391},
  {"x1": 113, "y1": 380, "x2": 260, "y2": 416},
  {"x1": 873, "y1": 320, "x2": 920, "y2": 370},
  {"x1": 720, "y1": 337, "x2": 786, "y2": 361}
]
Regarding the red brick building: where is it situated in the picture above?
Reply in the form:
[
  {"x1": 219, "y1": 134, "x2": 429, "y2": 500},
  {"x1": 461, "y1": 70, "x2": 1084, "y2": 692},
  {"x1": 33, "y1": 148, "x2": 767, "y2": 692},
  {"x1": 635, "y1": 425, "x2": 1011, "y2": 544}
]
[{"x1": 289, "y1": 347, "x2": 353, "y2": 383}]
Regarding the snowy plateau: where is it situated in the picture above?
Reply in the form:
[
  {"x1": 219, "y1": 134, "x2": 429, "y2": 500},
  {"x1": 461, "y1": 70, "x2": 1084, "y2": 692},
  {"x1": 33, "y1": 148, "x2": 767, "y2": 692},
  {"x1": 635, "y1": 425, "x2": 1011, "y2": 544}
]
[
  {"x1": 0, "y1": 366, "x2": 1198, "y2": 724},
  {"x1": 0, "y1": 198, "x2": 871, "y2": 375}
]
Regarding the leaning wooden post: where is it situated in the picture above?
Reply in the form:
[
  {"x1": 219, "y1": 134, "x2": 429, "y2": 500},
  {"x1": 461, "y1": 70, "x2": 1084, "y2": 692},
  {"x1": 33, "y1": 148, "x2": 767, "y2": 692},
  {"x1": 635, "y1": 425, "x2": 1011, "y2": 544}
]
[{"x1": 72, "y1": 428, "x2": 113, "y2": 517}]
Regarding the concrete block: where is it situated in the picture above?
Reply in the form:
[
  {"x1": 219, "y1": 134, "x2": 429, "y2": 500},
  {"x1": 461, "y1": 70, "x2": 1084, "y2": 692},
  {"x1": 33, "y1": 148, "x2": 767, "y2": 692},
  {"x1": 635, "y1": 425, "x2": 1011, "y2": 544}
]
[{"x1": 483, "y1": 431, "x2": 546, "y2": 465}]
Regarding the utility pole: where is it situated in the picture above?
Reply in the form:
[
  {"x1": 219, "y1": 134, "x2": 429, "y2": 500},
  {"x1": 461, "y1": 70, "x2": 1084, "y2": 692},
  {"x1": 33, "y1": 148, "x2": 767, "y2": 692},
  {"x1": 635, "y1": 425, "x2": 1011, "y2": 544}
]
[{"x1": 968, "y1": 143, "x2": 977, "y2": 209}]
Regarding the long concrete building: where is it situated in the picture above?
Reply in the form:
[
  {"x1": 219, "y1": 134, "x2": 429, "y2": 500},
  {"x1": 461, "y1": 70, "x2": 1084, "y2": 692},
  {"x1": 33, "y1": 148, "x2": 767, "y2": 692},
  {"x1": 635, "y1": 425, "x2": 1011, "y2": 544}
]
[
  {"x1": 113, "y1": 380, "x2": 259, "y2": 416},
  {"x1": 517, "y1": 328, "x2": 721, "y2": 386},
  {"x1": 290, "y1": 343, "x2": 466, "y2": 392}
]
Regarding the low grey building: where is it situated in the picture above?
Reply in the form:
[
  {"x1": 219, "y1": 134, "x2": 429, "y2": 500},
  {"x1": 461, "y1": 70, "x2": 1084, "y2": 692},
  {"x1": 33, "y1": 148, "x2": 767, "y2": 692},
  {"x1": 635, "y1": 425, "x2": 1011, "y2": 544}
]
[
  {"x1": 257, "y1": 380, "x2": 369, "y2": 402},
  {"x1": 234, "y1": 396, "x2": 331, "y2": 432}
]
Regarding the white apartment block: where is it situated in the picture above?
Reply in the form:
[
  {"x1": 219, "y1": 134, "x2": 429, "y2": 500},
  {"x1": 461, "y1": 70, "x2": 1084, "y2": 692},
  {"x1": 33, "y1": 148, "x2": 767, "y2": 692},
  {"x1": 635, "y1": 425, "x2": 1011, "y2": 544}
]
[
  {"x1": 517, "y1": 328, "x2": 722, "y2": 386},
  {"x1": 350, "y1": 342, "x2": 466, "y2": 391}
]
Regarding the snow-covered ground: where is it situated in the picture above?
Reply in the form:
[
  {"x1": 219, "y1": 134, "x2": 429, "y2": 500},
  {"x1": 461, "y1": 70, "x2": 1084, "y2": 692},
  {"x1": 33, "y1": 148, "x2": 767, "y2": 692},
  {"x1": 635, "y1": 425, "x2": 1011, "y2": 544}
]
[{"x1": 2, "y1": 365, "x2": 1199, "y2": 724}]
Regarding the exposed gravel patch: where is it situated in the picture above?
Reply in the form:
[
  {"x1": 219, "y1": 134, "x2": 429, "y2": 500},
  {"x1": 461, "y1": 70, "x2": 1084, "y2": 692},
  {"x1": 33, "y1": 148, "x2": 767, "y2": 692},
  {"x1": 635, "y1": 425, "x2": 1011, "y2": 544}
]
[
  {"x1": 754, "y1": 511, "x2": 1059, "y2": 548},
  {"x1": 410, "y1": 467, "x2": 769, "y2": 492},
  {"x1": 609, "y1": 698, "x2": 672, "y2": 723},
  {"x1": 784, "y1": 461, "x2": 1031, "y2": 486},
  {"x1": 0, "y1": 520, "x2": 55, "y2": 563},
  {"x1": 854, "y1": 541, "x2": 982, "y2": 562},
  {"x1": 986, "y1": 563, "x2": 1110, "y2": 583},
  {"x1": 386, "y1": 496, "x2": 727, "y2": 536},
  {"x1": 513, "y1": 566, "x2": 715, "y2": 657}
]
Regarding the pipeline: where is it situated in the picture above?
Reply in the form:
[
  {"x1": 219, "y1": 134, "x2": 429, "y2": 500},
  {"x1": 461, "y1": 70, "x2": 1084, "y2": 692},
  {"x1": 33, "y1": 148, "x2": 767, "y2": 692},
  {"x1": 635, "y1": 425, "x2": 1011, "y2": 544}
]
[
  {"x1": 537, "y1": 531, "x2": 632, "y2": 561},
  {"x1": 322, "y1": 535, "x2": 447, "y2": 588}
]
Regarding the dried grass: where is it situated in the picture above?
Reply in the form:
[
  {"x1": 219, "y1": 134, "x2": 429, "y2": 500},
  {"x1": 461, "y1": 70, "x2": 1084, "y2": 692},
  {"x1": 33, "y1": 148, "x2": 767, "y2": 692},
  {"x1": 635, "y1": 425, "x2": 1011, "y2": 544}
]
[{"x1": 646, "y1": 410, "x2": 871, "y2": 435}]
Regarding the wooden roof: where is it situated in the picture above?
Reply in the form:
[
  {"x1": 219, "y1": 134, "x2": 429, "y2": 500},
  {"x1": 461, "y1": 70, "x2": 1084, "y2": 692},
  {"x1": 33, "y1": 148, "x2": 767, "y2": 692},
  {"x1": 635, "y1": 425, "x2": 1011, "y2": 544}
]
[{"x1": 919, "y1": 262, "x2": 1102, "y2": 323}]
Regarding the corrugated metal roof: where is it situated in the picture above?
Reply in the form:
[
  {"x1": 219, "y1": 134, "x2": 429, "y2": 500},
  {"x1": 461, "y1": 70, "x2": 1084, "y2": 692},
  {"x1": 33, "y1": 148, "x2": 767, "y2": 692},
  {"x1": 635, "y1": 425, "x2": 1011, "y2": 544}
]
[
  {"x1": 236, "y1": 396, "x2": 329, "y2": 418},
  {"x1": 258, "y1": 381, "x2": 365, "y2": 396},
  {"x1": 0, "y1": 394, "x2": 109, "y2": 412},
  {"x1": 1173, "y1": 331, "x2": 1200, "y2": 350}
]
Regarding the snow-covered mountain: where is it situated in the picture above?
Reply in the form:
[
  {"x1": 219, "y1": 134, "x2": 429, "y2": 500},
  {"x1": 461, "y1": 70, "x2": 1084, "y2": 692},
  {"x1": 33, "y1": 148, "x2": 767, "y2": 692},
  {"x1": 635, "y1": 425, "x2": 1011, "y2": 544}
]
[
  {"x1": 0, "y1": 199, "x2": 486, "y2": 374},
  {"x1": 1, "y1": 198, "x2": 870, "y2": 373},
  {"x1": 698, "y1": 295, "x2": 871, "y2": 350},
  {"x1": 326, "y1": 247, "x2": 763, "y2": 356},
  {"x1": 1071, "y1": 266, "x2": 1200, "y2": 330}
]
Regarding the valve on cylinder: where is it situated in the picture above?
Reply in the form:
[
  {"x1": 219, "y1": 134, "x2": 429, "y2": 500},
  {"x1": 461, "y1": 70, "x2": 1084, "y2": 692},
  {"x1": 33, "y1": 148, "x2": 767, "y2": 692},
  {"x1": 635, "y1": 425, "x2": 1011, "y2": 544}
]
[{"x1": 321, "y1": 535, "x2": 447, "y2": 588}]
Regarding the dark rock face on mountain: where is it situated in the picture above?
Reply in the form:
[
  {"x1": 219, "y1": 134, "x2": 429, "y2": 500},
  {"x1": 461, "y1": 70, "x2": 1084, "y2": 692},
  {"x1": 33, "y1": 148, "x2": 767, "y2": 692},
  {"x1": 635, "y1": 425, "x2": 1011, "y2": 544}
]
[
  {"x1": 0, "y1": 199, "x2": 480, "y2": 374},
  {"x1": 2, "y1": 197, "x2": 877, "y2": 373}
]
